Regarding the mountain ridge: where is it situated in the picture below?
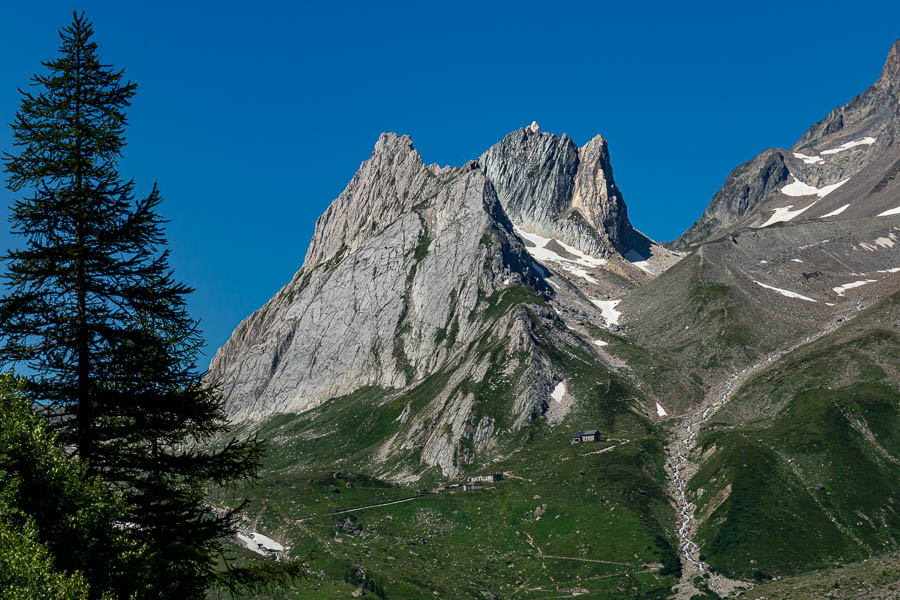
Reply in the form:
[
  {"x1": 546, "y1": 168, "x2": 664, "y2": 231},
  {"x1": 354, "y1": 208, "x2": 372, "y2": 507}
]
[{"x1": 673, "y1": 37, "x2": 900, "y2": 249}]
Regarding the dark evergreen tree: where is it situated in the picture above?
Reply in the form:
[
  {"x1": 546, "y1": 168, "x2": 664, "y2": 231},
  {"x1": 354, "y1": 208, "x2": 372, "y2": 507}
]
[{"x1": 1, "y1": 13, "x2": 303, "y2": 598}]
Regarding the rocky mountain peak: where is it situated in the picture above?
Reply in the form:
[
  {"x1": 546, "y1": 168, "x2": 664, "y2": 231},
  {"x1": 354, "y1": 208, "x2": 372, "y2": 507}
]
[
  {"x1": 876, "y1": 38, "x2": 900, "y2": 93},
  {"x1": 302, "y1": 132, "x2": 426, "y2": 271},
  {"x1": 571, "y1": 134, "x2": 632, "y2": 252},
  {"x1": 479, "y1": 124, "x2": 636, "y2": 256},
  {"x1": 373, "y1": 131, "x2": 418, "y2": 158},
  {"x1": 674, "y1": 37, "x2": 900, "y2": 248}
]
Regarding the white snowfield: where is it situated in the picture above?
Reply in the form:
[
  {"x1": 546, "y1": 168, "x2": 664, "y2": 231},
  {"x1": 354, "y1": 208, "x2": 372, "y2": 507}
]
[
  {"x1": 623, "y1": 248, "x2": 653, "y2": 274},
  {"x1": 820, "y1": 136, "x2": 876, "y2": 155},
  {"x1": 781, "y1": 177, "x2": 848, "y2": 198},
  {"x1": 833, "y1": 280, "x2": 877, "y2": 296},
  {"x1": 551, "y1": 381, "x2": 566, "y2": 402},
  {"x1": 514, "y1": 227, "x2": 607, "y2": 285},
  {"x1": 593, "y1": 339, "x2": 608, "y2": 347},
  {"x1": 757, "y1": 178, "x2": 848, "y2": 228},
  {"x1": 758, "y1": 202, "x2": 819, "y2": 228},
  {"x1": 656, "y1": 402, "x2": 668, "y2": 418},
  {"x1": 793, "y1": 152, "x2": 824, "y2": 165},
  {"x1": 236, "y1": 532, "x2": 284, "y2": 556},
  {"x1": 875, "y1": 236, "x2": 896, "y2": 248},
  {"x1": 877, "y1": 267, "x2": 900, "y2": 273},
  {"x1": 754, "y1": 280, "x2": 817, "y2": 302},
  {"x1": 790, "y1": 137, "x2": 874, "y2": 169},
  {"x1": 878, "y1": 206, "x2": 900, "y2": 216},
  {"x1": 819, "y1": 204, "x2": 850, "y2": 218},
  {"x1": 590, "y1": 298, "x2": 621, "y2": 326}
]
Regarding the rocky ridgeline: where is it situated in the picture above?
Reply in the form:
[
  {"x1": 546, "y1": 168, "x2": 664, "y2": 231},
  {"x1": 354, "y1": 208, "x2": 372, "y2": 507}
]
[
  {"x1": 210, "y1": 133, "x2": 547, "y2": 422},
  {"x1": 675, "y1": 39, "x2": 900, "y2": 248},
  {"x1": 207, "y1": 119, "x2": 654, "y2": 476}
]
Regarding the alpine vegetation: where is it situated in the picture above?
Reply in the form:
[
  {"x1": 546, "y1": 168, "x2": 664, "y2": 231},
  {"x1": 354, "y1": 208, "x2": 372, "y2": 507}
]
[{"x1": 0, "y1": 13, "x2": 304, "y2": 599}]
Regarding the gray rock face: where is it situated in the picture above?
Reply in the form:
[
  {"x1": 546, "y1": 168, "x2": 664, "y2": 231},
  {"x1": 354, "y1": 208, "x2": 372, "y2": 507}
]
[
  {"x1": 479, "y1": 124, "x2": 635, "y2": 256},
  {"x1": 674, "y1": 38, "x2": 900, "y2": 248},
  {"x1": 674, "y1": 150, "x2": 791, "y2": 247},
  {"x1": 209, "y1": 134, "x2": 547, "y2": 423},
  {"x1": 209, "y1": 124, "x2": 659, "y2": 477}
]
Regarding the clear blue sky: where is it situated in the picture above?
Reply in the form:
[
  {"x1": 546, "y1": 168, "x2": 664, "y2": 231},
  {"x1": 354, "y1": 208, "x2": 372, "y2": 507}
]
[{"x1": 1, "y1": 1, "x2": 897, "y2": 365}]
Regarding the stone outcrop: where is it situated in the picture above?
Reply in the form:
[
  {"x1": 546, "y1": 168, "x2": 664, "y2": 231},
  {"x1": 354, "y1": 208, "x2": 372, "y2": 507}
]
[
  {"x1": 479, "y1": 125, "x2": 636, "y2": 256},
  {"x1": 209, "y1": 134, "x2": 548, "y2": 424}
]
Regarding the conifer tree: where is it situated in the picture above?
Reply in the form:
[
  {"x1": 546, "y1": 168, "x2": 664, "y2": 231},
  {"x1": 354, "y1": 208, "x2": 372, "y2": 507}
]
[{"x1": 1, "y1": 13, "x2": 302, "y2": 598}]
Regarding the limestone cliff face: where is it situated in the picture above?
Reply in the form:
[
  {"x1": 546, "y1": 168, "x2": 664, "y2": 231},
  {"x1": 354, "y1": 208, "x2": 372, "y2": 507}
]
[
  {"x1": 209, "y1": 134, "x2": 549, "y2": 425},
  {"x1": 674, "y1": 38, "x2": 900, "y2": 249},
  {"x1": 479, "y1": 123, "x2": 635, "y2": 256},
  {"x1": 209, "y1": 126, "x2": 650, "y2": 477}
]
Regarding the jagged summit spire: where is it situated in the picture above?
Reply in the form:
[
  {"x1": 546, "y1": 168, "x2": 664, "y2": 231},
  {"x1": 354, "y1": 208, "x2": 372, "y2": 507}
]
[
  {"x1": 877, "y1": 38, "x2": 900, "y2": 91},
  {"x1": 479, "y1": 124, "x2": 636, "y2": 256}
]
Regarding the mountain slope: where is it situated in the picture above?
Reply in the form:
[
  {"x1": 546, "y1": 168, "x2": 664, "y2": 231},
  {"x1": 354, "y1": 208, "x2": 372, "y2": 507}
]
[
  {"x1": 687, "y1": 287, "x2": 900, "y2": 580},
  {"x1": 209, "y1": 128, "x2": 680, "y2": 481},
  {"x1": 675, "y1": 38, "x2": 900, "y2": 248}
]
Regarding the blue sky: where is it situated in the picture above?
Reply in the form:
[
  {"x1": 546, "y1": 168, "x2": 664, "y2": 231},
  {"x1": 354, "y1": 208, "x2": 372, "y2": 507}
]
[{"x1": 1, "y1": 1, "x2": 897, "y2": 364}]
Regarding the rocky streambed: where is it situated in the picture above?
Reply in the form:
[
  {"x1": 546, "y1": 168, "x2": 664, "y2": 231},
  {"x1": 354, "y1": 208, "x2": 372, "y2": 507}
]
[{"x1": 665, "y1": 299, "x2": 865, "y2": 598}]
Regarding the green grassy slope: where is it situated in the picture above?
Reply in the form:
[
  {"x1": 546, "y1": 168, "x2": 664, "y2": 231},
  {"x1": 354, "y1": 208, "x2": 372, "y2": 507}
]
[
  {"x1": 688, "y1": 290, "x2": 900, "y2": 581},
  {"x1": 213, "y1": 362, "x2": 681, "y2": 599}
]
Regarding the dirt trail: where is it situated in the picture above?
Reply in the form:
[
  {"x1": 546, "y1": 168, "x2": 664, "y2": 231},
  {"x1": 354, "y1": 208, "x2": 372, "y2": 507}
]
[
  {"x1": 665, "y1": 299, "x2": 864, "y2": 599},
  {"x1": 295, "y1": 495, "x2": 422, "y2": 523}
]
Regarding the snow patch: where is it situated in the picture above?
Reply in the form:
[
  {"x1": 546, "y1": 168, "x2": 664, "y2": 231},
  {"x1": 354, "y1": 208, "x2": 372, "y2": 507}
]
[
  {"x1": 531, "y1": 260, "x2": 548, "y2": 278},
  {"x1": 237, "y1": 532, "x2": 283, "y2": 556},
  {"x1": 515, "y1": 227, "x2": 607, "y2": 268},
  {"x1": 780, "y1": 179, "x2": 821, "y2": 197},
  {"x1": 551, "y1": 381, "x2": 566, "y2": 402},
  {"x1": 875, "y1": 237, "x2": 895, "y2": 248},
  {"x1": 249, "y1": 533, "x2": 283, "y2": 552},
  {"x1": 793, "y1": 152, "x2": 824, "y2": 165},
  {"x1": 757, "y1": 201, "x2": 819, "y2": 228},
  {"x1": 878, "y1": 206, "x2": 900, "y2": 216},
  {"x1": 590, "y1": 298, "x2": 621, "y2": 326},
  {"x1": 593, "y1": 339, "x2": 608, "y2": 347},
  {"x1": 562, "y1": 265, "x2": 599, "y2": 284},
  {"x1": 515, "y1": 227, "x2": 606, "y2": 283},
  {"x1": 791, "y1": 258, "x2": 803, "y2": 263},
  {"x1": 820, "y1": 204, "x2": 850, "y2": 218},
  {"x1": 781, "y1": 177, "x2": 848, "y2": 198},
  {"x1": 833, "y1": 280, "x2": 877, "y2": 296},
  {"x1": 623, "y1": 249, "x2": 653, "y2": 274},
  {"x1": 758, "y1": 177, "x2": 848, "y2": 228},
  {"x1": 876, "y1": 267, "x2": 900, "y2": 273},
  {"x1": 756, "y1": 177, "x2": 848, "y2": 228},
  {"x1": 754, "y1": 281, "x2": 817, "y2": 302},
  {"x1": 656, "y1": 402, "x2": 668, "y2": 418},
  {"x1": 820, "y1": 136, "x2": 876, "y2": 154}
]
